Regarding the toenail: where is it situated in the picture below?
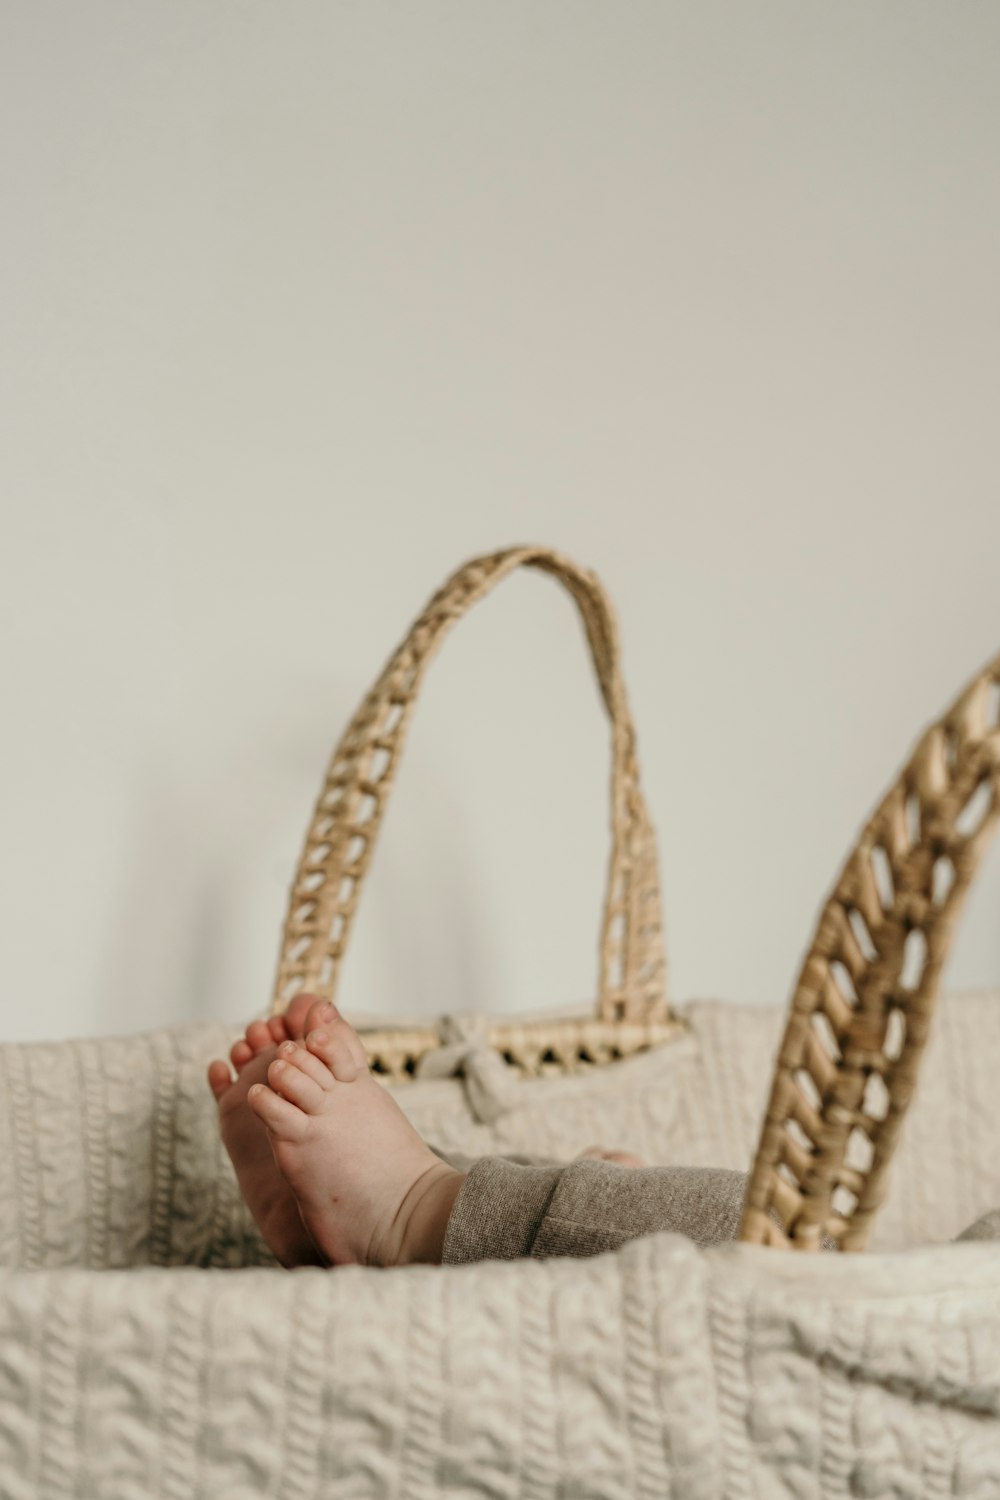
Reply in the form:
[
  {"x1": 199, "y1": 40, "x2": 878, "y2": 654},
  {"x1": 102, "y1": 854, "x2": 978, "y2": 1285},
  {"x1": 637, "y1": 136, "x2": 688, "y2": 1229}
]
[
  {"x1": 321, "y1": 1003, "x2": 337, "y2": 1019},
  {"x1": 309, "y1": 1030, "x2": 328, "y2": 1045},
  {"x1": 280, "y1": 1040, "x2": 296, "y2": 1055},
  {"x1": 249, "y1": 1083, "x2": 263, "y2": 1097}
]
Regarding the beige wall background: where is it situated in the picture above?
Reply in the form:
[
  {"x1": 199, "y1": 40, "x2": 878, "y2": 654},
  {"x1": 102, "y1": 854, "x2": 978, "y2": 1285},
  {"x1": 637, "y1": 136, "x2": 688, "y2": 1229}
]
[{"x1": 2, "y1": 2, "x2": 998, "y2": 1045}]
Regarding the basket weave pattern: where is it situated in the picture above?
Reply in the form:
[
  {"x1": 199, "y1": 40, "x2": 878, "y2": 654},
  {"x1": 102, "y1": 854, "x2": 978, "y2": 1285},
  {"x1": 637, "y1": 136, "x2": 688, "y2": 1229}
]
[
  {"x1": 271, "y1": 547, "x2": 679, "y2": 1078},
  {"x1": 741, "y1": 657, "x2": 1000, "y2": 1250}
]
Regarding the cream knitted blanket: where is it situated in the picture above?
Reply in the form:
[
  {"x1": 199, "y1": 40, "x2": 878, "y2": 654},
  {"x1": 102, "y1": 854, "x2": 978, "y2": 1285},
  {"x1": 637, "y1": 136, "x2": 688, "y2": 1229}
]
[
  {"x1": 2, "y1": 1237, "x2": 998, "y2": 1497},
  {"x1": 2, "y1": 993, "x2": 999, "y2": 1496}
]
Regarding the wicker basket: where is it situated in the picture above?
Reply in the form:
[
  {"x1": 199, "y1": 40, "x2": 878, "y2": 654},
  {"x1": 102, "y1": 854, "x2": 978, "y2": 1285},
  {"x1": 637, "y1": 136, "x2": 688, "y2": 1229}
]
[{"x1": 270, "y1": 545, "x2": 683, "y2": 1079}]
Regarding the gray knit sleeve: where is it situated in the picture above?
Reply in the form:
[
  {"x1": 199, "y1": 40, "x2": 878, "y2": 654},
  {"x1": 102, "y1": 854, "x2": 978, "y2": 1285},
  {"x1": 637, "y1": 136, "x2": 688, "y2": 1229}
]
[{"x1": 442, "y1": 1158, "x2": 565, "y2": 1264}]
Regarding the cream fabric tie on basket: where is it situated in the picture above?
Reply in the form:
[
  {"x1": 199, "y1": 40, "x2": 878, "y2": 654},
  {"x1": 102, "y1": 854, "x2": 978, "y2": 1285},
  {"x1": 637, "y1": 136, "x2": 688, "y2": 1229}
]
[{"x1": 414, "y1": 1013, "x2": 524, "y2": 1123}]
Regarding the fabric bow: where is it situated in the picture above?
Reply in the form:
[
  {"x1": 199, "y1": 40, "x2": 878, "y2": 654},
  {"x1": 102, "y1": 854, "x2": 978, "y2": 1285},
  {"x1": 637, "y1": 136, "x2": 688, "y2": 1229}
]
[{"x1": 414, "y1": 1013, "x2": 523, "y2": 1123}]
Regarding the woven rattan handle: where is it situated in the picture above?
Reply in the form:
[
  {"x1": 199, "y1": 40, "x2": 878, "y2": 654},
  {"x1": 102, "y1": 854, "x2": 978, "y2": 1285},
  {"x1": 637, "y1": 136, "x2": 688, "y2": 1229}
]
[
  {"x1": 271, "y1": 546, "x2": 667, "y2": 1027},
  {"x1": 741, "y1": 653, "x2": 1000, "y2": 1251}
]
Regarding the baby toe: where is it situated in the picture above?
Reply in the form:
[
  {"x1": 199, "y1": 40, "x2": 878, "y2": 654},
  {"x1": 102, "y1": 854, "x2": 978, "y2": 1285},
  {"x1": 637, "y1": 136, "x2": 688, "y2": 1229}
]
[
  {"x1": 283, "y1": 992, "x2": 320, "y2": 1037},
  {"x1": 304, "y1": 997, "x2": 338, "y2": 1036},
  {"x1": 306, "y1": 1024, "x2": 360, "y2": 1084},
  {"x1": 267, "y1": 1015, "x2": 289, "y2": 1044},
  {"x1": 267, "y1": 1056, "x2": 325, "y2": 1111},
  {"x1": 247, "y1": 1082, "x2": 309, "y2": 1141},
  {"x1": 207, "y1": 1060, "x2": 232, "y2": 1100},
  {"x1": 577, "y1": 1146, "x2": 644, "y2": 1169},
  {"x1": 245, "y1": 1020, "x2": 273, "y2": 1054},
  {"x1": 345, "y1": 1026, "x2": 370, "y2": 1073},
  {"x1": 230, "y1": 1039, "x2": 253, "y2": 1071},
  {"x1": 303, "y1": 1005, "x2": 368, "y2": 1073},
  {"x1": 276, "y1": 1039, "x2": 333, "y2": 1090}
]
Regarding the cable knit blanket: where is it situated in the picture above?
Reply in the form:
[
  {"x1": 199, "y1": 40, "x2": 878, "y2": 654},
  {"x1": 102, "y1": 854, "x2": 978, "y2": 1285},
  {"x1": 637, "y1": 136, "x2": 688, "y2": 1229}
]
[
  {"x1": 2, "y1": 1239, "x2": 998, "y2": 1497},
  {"x1": 2, "y1": 993, "x2": 999, "y2": 1497}
]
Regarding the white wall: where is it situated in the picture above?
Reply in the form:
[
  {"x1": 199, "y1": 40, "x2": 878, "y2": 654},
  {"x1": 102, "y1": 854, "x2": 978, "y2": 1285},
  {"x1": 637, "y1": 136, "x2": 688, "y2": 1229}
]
[{"x1": 2, "y1": 2, "x2": 998, "y2": 1045}]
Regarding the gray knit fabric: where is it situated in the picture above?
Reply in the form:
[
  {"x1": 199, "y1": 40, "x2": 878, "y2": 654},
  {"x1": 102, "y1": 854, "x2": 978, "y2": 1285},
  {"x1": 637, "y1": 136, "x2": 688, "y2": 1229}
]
[
  {"x1": 957, "y1": 1206, "x2": 1000, "y2": 1242},
  {"x1": 443, "y1": 1159, "x2": 750, "y2": 1263}
]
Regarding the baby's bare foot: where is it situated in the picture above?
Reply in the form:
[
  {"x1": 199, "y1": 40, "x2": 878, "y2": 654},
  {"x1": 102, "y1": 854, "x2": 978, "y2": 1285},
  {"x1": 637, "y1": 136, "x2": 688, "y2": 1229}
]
[
  {"x1": 577, "y1": 1145, "x2": 644, "y2": 1168},
  {"x1": 247, "y1": 1000, "x2": 464, "y2": 1267},
  {"x1": 207, "y1": 993, "x2": 326, "y2": 1267}
]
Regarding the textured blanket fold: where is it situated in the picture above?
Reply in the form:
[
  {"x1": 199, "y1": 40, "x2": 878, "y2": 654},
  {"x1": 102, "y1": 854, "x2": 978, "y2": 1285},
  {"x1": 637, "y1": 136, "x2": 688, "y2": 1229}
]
[{"x1": 1, "y1": 1236, "x2": 997, "y2": 1498}]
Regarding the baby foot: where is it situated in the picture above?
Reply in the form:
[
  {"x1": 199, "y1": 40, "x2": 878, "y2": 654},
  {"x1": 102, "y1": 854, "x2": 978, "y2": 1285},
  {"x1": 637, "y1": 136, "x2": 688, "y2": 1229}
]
[
  {"x1": 247, "y1": 1000, "x2": 464, "y2": 1267},
  {"x1": 207, "y1": 993, "x2": 327, "y2": 1267},
  {"x1": 577, "y1": 1145, "x2": 644, "y2": 1168}
]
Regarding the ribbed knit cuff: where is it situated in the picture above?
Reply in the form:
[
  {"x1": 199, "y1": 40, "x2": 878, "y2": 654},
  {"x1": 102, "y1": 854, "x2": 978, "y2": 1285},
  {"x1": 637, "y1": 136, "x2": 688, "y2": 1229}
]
[{"x1": 441, "y1": 1158, "x2": 564, "y2": 1265}]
